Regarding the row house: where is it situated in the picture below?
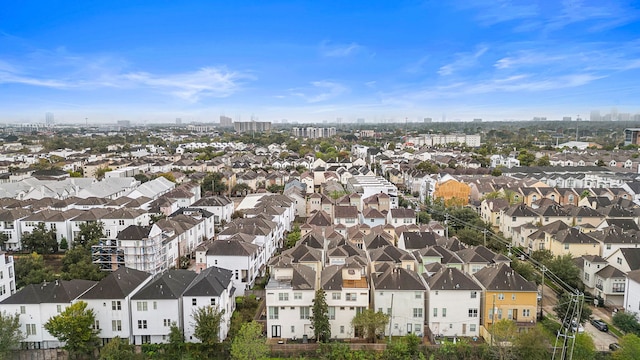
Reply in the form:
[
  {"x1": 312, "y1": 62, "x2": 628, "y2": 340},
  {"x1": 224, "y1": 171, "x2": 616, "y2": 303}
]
[
  {"x1": 197, "y1": 236, "x2": 262, "y2": 291},
  {"x1": 0, "y1": 252, "x2": 15, "y2": 301},
  {"x1": 1, "y1": 266, "x2": 235, "y2": 348}
]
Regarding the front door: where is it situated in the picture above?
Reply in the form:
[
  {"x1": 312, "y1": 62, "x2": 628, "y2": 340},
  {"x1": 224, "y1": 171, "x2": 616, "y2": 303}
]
[{"x1": 271, "y1": 325, "x2": 281, "y2": 338}]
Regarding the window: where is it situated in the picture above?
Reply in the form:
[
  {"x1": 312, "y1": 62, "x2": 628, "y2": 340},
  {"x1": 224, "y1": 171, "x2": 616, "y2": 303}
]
[
  {"x1": 470, "y1": 324, "x2": 476, "y2": 332},
  {"x1": 294, "y1": 292, "x2": 302, "y2": 300},
  {"x1": 112, "y1": 320, "x2": 122, "y2": 331},
  {"x1": 57, "y1": 305, "x2": 62, "y2": 313},
  {"x1": 300, "y1": 307, "x2": 310, "y2": 320},
  {"x1": 613, "y1": 283, "x2": 625, "y2": 293},
  {"x1": 163, "y1": 319, "x2": 171, "y2": 327},
  {"x1": 340, "y1": 325, "x2": 345, "y2": 334},
  {"x1": 618, "y1": 257, "x2": 623, "y2": 265},
  {"x1": 268, "y1": 307, "x2": 279, "y2": 320},
  {"x1": 606, "y1": 244, "x2": 612, "y2": 250},
  {"x1": 137, "y1": 302, "x2": 148, "y2": 311},
  {"x1": 442, "y1": 308, "x2": 447, "y2": 317},
  {"x1": 119, "y1": 220, "x2": 125, "y2": 226},
  {"x1": 564, "y1": 244, "x2": 570, "y2": 250},
  {"x1": 112, "y1": 301, "x2": 121, "y2": 310},
  {"x1": 512, "y1": 294, "x2": 516, "y2": 300},
  {"x1": 584, "y1": 273, "x2": 590, "y2": 281},
  {"x1": 291, "y1": 326, "x2": 295, "y2": 333},
  {"x1": 279, "y1": 293, "x2": 289, "y2": 301},
  {"x1": 415, "y1": 292, "x2": 422, "y2": 299},
  {"x1": 522, "y1": 309, "x2": 531, "y2": 317},
  {"x1": 210, "y1": 298, "x2": 216, "y2": 306},
  {"x1": 93, "y1": 320, "x2": 100, "y2": 330},
  {"x1": 468, "y1": 309, "x2": 478, "y2": 317},
  {"x1": 153, "y1": 302, "x2": 157, "y2": 310},
  {"x1": 332, "y1": 293, "x2": 341, "y2": 300},
  {"x1": 497, "y1": 309, "x2": 502, "y2": 320},
  {"x1": 192, "y1": 298, "x2": 197, "y2": 306},
  {"x1": 433, "y1": 308, "x2": 438, "y2": 317},
  {"x1": 498, "y1": 293, "x2": 504, "y2": 300},
  {"x1": 470, "y1": 291, "x2": 477, "y2": 299},
  {"x1": 138, "y1": 320, "x2": 148, "y2": 329},
  {"x1": 346, "y1": 293, "x2": 357, "y2": 301},
  {"x1": 512, "y1": 216, "x2": 516, "y2": 222},
  {"x1": 328, "y1": 307, "x2": 336, "y2": 320},
  {"x1": 413, "y1": 308, "x2": 423, "y2": 318},
  {"x1": 26, "y1": 324, "x2": 36, "y2": 336}
]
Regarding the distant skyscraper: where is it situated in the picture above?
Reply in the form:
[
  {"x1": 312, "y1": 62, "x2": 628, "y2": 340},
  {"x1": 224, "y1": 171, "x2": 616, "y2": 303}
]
[
  {"x1": 473, "y1": 118, "x2": 482, "y2": 122},
  {"x1": 175, "y1": 118, "x2": 182, "y2": 125},
  {"x1": 234, "y1": 121, "x2": 271, "y2": 133},
  {"x1": 424, "y1": 117, "x2": 432, "y2": 123},
  {"x1": 117, "y1": 120, "x2": 131, "y2": 128},
  {"x1": 45, "y1": 112, "x2": 54, "y2": 126},
  {"x1": 590, "y1": 110, "x2": 601, "y2": 122},
  {"x1": 357, "y1": 118, "x2": 365, "y2": 124},
  {"x1": 219, "y1": 115, "x2": 233, "y2": 127},
  {"x1": 562, "y1": 116, "x2": 572, "y2": 122}
]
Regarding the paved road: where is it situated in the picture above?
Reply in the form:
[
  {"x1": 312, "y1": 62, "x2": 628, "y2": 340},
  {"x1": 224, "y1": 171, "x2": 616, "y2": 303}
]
[{"x1": 584, "y1": 321, "x2": 618, "y2": 352}]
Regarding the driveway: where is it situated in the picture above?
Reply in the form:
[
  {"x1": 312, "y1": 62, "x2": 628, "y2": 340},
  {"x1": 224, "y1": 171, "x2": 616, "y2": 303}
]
[{"x1": 584, "y1": 322, "x2": 618, "y2": 352}]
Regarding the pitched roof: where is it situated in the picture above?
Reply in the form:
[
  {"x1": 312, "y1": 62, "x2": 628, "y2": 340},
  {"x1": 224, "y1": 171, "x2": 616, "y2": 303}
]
[
  {"x1": 0, "y1": 279, "x2": 96, "y2": 305},
  {"x1": 595, "y1": 265, "x2": 626, "y2": 279},
  {"x1": 182, "y1": 266, "x2": 233, "y2": 297},
  {"x1": 132, "y1": 269, "x2": 198, "y2": 300},
  {"x1": 80, "y1": 267, "x2": 150, "y2": 299},
  {"x1": 425, "y1": 267, "x2": 482, "y2": 291},
  {"x1": 117, "y1": 225, "x2": 152, "y2": 240},
  {"x1": 473, "y1": 263, "x2": 537, "y2": 292},
  {"x1": 206, "y1": 239, "x2": 260, "y2": 256},
  {"x1": 401, "y1": 232, "x2": 437, "y2": 250},
  {"x1": 372, "y1": 267, "x2": 426, "y2": 291}
]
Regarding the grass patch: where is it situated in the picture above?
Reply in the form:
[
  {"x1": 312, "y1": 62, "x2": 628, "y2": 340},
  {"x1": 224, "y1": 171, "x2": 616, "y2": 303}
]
[{"x1": 604, "y1": 321, "x2": 624, "y2": 338}]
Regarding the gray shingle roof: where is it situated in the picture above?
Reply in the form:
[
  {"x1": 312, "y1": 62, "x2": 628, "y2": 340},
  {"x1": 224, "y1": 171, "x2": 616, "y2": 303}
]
[
  {"x1": 183, "y1": 266, "x2": 233, "y2": 297},
  {"x1": 132, "y1": 269, "x2": 198, "y2": 300},
  {"x1": 80, "y1": 267, "x2": 150, "y2": 299}
]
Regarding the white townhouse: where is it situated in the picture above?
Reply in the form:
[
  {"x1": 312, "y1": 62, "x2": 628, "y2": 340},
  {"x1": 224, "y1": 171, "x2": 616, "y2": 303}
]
[
  {"x1": 182, "y1": 266, "x2": 235, "y2": 342},
  {"x1": 423, "y1": 267, "x2": 482, "y2": 339},
  {"x1": 100, "y1": 209, "x2": 151, "y2": 240},
  {"x1": 0, "y1": 252, "x2": 16, "y2": 301},
  {"x1": 0, "y1": 209, "x2": 31, "y2": 251},
  {"x1": 371, "y1": 265, "x2": 427, "y2": 337},
  {"x1": 203, "y1": 238, "x2": 261, "y2": 292},
  {"x1": 266, "y1": 263, "x2": 317, "y2": 339},
  {"x1": 321, "y1": 264, "x2": 370, "y2": 339},
  {"x1": 0, "y1": 279, "x2": 97, "y2": 349},
  {"x1": 78, "y1": 267, "x2": 152, "y2": 345},
  {"x1": 20, "y1": 209, "x2": 82, "y2": 248},
  {"x1": 192, "y1": 196, "x2": 235, "y2": 225},
  {"x1": 624, "y1": 269, "x2": 640, "y2": 316},
  {"x1": 130, "y1": 269, "x2": 198, "y2": 344}
]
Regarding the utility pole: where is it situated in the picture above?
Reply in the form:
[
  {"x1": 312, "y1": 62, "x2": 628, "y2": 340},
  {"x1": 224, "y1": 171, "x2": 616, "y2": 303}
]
[
  {"x1": 491, "y1": 294, "x2": 496, "y2": 346},
  {"x1": 445, "y1": 213, "x2": 449, "y2": 240},
  {"x1": 388, "y1": 293, "x2": 394, "y2": 342},
  {"x1": 483, "y1": 229, "x2": 487, "y2": 247},
  {"x1": 539, "y1": 265, "x2": 546, "y2": 320}
]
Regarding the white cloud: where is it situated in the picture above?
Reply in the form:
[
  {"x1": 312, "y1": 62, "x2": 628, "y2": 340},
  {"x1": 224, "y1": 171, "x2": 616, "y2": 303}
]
[
  {"x1": 320, "y1": 41, "x2": 362, "y2": 57},
  {"x1": 292, "y1": 80, "x2": 348, "y2": 103},
  {"x1": 438, "y1": 46, "x2": 488, "y2": 76}
]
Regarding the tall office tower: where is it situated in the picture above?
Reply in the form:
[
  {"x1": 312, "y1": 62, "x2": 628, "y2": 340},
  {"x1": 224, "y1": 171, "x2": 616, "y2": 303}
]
[
  {"x1": 590, "y1": 110, "x2": 601, "y2": 122},
  {"x1": 562, "y1": 116, "x2": 572, "y2": 121},
  {"x1": 424, "y1": 117, "x2": 432, "y2": 123},
  {"x1": 45, "y1": 112, "x2": 54, "y2": 126},
  {"x1": 176, "y1": 118, "x2": 182, "y2": 125},
  {"x1": 611, "y1": 108, "x2": 619, "y2": 121},
  {"x1": 219, "y1": 115, "x2": 233, "y2": 127}
]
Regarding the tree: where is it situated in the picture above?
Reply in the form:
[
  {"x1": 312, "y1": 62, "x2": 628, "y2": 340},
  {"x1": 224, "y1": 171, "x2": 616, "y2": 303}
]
[
  {"x1": 158, "y1": 172, "x2": 176, "y2": 183},
  {"x1": 311, "y1": 289, "x2": 331, "y2": 342},
  {"x1": 60, "y1": 237, "x2": 68, "y2": 250},
  {"x1": 98, "y1": 336, "x2": 135, "y2": 360},
  {"x1": 0, "y1": 311, "x2": 23, "y2": 358},
  {"x1": 285, "y1": 224, "x2": 301, "y2": 249},
  {"x1": 546, "y1": 254, "x2": 582, "y2": 290},
  {"x1": 165, "y1": 322, "x2": 185, "y2": 358},
  {"x1": 571, "y1": 333, "x2": 596, "y2": 360},
  {"x1": 490, "y1": 319, "x2": 516, "y2": 360},
  {"x1": 192, "y1": 305, "x2": 224, "y2": 345},
  {"x1": 580, "y1": 190, "x2": 591, "y2": 199},
  {"x1": 612, "y1": 311, "x2": 640, "y2": 335},
  {"x1": 44, "y1": 301, "x2": 99, "y2": 359},
  {"x1": 536, "y1": 155, "x2": 551, "y2": 167},
  {"x1": 0, "y1": 233, "x2": 8, "y2": 251},
  {"x1": 231, "y1": 321, "x2": 268, "y2": 360},
  {"x1": 21, "y1": 222, "x2": 59, "y2": 254},
  {"x1": 351, "y1": 309, "x2": 389, "y2": 343},
  {"x1": 517, "y1": 150, "x2": 535, "y2": 166},
  {"x1": 530, "y1": 249, "x2": 554, "y2": 265},
  {"x1": 14, "y1": 252, "x2": 56, "y2": 288},
  {"x1": 614, "y1": 333, "x2": 640, "y2": 360},
  {"x1": 513, "y1": 326, "x2": 550, "y2": 360},
  {"x1": 553, "y1": 293, "x2": 592, "y2": 326},
  {"x1": 95, "y1": 166, "x2": 112, "y2": 179},
  {"x1": 75, "y1": 221, "x2": 104, "y2": 248}
]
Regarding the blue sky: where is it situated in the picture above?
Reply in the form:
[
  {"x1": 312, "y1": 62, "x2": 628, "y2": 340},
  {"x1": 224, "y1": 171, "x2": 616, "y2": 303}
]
[{"x1": 1, "y1": 0, "x2": 640, "y2": 123}]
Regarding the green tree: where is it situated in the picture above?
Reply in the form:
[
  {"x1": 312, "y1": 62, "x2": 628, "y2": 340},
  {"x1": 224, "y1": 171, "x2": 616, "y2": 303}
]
[
  {"x1": 351, "y1": 309, "x2": 389, "y2": 343},
  {"x1": 285, "y1": 224, "x2": 301, "y2": 249},
  {"x1": 517, "y1": 150, "x2": 535, "y2": 166},
  {"x1": 75, "y1": 221, "x2": 104, "y2": 248},
  {"x1": 614, "y1": 333, "x2": 640, "y2": 360},
  {"x1": 311, "y1": 289, "x2": 331, "y2": 342},
  {"x1": 0, "y1": 233, "x2": 8, "y2": 251},
  {"x1": 98, "y1": 336, "x2": 135, "y2": 360},
  {"x1": 0, "y1": 311, "x2": 23, "y2": 358},
  {"x1": 612, "y1": 311, "x2": 640, "y2": 335},
  {"x1": 192, "y1": 305, "x2": 224, "y2": 345},
  {"x1": 95, "y1": 166, "x2": 112, "y2": 179},
  {"x1": 59, "y1": 237, "x2": 68, "y2": 250},
  {"x1": 158, "y1": 172, "x2": 176, "y2": 183},
  {"x1": 513, "y1": 326, "x2": 550, "y2": 360},
  {"x1": 554, "y1": 293, "x2": 592, "y2": 326},
  {"x1": 571, "y1": 333, "x2": 596, "y2": 360},
  {"x1": 165, "y1": 322, "x2": 185, "y2": 358},
  {"x1": 491, "y1": 167, "x2": 503, "y2": 177},
  {"x1": 530, "y1": 249, "x2": 554, "y2": 265},
  {"x1": 546, "y1": 254, "x2": 582, "y2": 291},
  {"x1": 536, "y1": 155, "x2": 551, "y2": 167},
  {"x1": 230, "y1": 321, "x2": 268, "y2": 360},
  {"x1": 490, "y1": 319, "x2": 516, "y2": 360},
  {"x1": 21, "y1": 222, "x2": 59, "y2": 254},
  {"x1": 44, "y1": 301, "x2": 99, "y2": 359},
  {"x1": 14, "y1": 252, "x2": 56, "y2": 288}
]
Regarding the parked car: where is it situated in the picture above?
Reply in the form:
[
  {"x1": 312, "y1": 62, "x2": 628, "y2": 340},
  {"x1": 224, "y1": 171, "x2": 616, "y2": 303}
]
[
  {"x1": 564, "y1": 319, "x2": 585, "y2": 333},
  {"x1": 590, "y1": 319, "x2": 608, "y2": 332},
  {"x1": 609, "y1": 343, "x2": 622, "y2": 351}
]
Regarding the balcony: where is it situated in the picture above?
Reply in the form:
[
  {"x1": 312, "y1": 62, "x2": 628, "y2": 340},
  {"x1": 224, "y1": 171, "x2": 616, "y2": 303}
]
[{"x1": 596, "y1": 284, "x2": 603, "y2": 291}]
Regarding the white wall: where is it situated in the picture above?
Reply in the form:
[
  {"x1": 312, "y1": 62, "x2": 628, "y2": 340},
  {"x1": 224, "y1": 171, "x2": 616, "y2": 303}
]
[
  {"x1": 427, "y1": 289, "x2": 481, "y2": 338},
  {"x1": 374, "y1": 290, "x2": 425, "y2": 337}
]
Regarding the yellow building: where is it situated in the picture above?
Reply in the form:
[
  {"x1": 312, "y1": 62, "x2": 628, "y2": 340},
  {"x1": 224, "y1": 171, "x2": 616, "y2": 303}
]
[
  {"x1": 547, "y1": 227, "x2": 600, "y2": 257},
  {"x1": 473, "y1": 263, "x2": 538, "y2": 334},
  {"x1": 434, "y1": 179, "x2": 471, "y2": 206}
]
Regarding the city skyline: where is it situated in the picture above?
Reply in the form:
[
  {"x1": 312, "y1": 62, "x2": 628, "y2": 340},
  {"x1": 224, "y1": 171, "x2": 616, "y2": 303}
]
[{"x1": 1, "y1": 1, "x2": 640, "y2": 123}]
